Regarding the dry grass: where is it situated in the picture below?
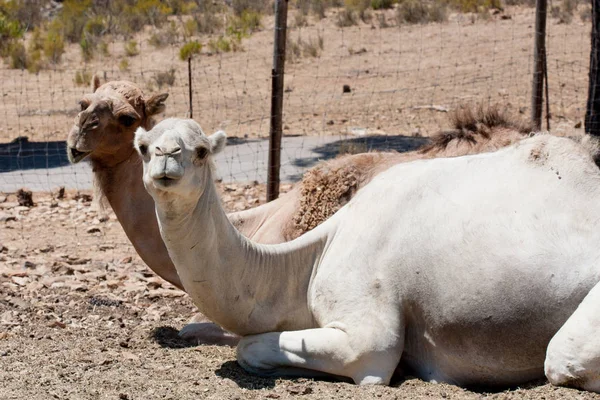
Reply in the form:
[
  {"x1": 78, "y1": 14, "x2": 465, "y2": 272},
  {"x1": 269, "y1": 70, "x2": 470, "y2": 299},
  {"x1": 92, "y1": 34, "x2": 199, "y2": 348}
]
[{"x1": 153, "y1": 68, "x2": 176, "y2": 88}]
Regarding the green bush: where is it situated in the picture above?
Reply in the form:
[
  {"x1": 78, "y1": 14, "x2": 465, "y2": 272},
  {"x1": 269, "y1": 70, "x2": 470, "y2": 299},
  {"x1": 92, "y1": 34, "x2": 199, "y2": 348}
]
[
  {"x1": 336, "y1": 8, "x2": 358, "y2": 26},
  {"x1": 231, "y1": 0, "x2": 269, "y2": 16},
  {"x1": 196, "y1": 11, "x2": 223, "y2": 34},
  {"x1": 84, "y1": 16, "x2": 106, "y2": 37},
  {"x1": 124, "y1": 40, "x2": 140, "y2": 57},
  {"x1": 43, "y1": 29, "x2": 65, "y2": 63},
  {"x1": 179, "y1": 40, "x2": 202, "y2": 60},
  {"x1": 119, "y1": 58, "x2": 130, "y2": 71},
  {"x1": 396, "y1": 0, "x2": 447, "y2": 24},
  {"x1": 0, "y1": 12, "x2": 23, "y2": 57},
  {"x1": 183, "y1": 18, "x2": 198, "y2": 38},
  {"x1": 80, "y1": 35, "x2": 96, "y2": 62},
  {"x1": 371, "y1": 0, "x2": 395, "y2": 10},
  {"x1": 59, "y1": 0, "x2": 92, "y2": 43},
  {"x1": 74, "y1": 70, "x2": 92, "y2": 86},
  {"x1": 446, "y1": 0, "x2": 502, "y2": 13},
  {"x1": 148, "y1": 22, "x2": 180, "y2": 48}
]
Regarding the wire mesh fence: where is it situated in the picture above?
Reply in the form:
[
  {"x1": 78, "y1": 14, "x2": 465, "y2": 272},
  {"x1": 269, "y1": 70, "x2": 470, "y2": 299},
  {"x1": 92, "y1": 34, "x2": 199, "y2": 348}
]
[{"x1": 0, "y1": 3, "x2": 592, "y2": 195}]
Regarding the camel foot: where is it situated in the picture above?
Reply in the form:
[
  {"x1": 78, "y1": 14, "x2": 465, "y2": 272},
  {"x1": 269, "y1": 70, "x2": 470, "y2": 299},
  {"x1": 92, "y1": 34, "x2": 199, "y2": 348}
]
[{"x1": 178, "y1": 313, "x2": 240, "y2": 346}]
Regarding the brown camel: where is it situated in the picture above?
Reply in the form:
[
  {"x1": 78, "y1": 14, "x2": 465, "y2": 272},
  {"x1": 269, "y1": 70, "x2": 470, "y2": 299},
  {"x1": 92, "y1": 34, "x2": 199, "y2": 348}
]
[{"x1": 67, "y1": 79, "x2": 531, "y2": 345}]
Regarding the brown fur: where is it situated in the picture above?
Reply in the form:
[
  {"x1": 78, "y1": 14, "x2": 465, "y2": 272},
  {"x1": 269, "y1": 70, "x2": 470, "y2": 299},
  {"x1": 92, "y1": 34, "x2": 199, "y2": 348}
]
[{"x1": 289, "y1": 106, "x2": 531, "y2": 238}]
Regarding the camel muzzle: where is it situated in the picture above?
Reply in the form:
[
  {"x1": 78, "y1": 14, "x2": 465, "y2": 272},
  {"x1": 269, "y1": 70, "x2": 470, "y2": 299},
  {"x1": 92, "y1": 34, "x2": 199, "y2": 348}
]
[{"x1": 67, "y1": 147, "x2": 91, "y2": 164}]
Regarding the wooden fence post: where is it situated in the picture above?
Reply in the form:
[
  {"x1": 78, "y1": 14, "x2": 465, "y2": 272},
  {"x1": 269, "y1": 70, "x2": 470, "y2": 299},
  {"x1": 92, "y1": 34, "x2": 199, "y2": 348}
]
[
  {"x1": 267, "y1": 0, "x2": 288, "y2": 202},
  {"x1": 586, "y1": 0, "x2": 600, "y2": 136},
  {"x1": 531, "y1": 0, "x2": 547, "y2": 131}
]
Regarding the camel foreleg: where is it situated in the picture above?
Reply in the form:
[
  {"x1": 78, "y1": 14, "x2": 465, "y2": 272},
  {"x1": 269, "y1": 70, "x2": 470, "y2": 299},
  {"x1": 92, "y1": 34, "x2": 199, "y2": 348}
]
[
  {"x1": 545, "y1": 281, "x2": 600, "y2": 392},
  {"x1": 236, "y1": 326, "x2": 403, "y2": 385}
]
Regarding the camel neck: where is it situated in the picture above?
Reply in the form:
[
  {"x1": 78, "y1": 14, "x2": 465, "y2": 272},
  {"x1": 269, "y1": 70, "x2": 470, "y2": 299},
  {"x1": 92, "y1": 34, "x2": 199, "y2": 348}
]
[
  {"x1": 93, "y1": 152, "x2": 182, "y2": 288},
  {"x1": 155, "y1": 177, "x2": 330, "y2": 336}
]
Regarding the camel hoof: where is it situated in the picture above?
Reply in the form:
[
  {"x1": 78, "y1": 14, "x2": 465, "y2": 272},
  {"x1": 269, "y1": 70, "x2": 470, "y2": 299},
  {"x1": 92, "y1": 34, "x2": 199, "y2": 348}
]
[{"x1": 178, "y1": 322, "x2": 240, "y2": 347}]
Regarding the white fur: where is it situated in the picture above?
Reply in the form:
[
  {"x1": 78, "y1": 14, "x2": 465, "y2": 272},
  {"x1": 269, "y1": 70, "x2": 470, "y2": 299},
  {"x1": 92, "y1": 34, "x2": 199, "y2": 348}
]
[{"x1": 136, "y1": 120, "x2": 600, "y2": 391}]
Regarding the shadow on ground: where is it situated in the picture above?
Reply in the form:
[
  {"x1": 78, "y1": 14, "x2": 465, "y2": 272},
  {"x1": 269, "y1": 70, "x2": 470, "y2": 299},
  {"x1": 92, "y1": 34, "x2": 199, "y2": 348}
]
[
  {"x1": 150, "y1": 326, "x2": 197, "y2": 349},
  {"x1": 0, "y1": 137, "x2": 70, "y2": 172},
  {"x1": 216, "y1": 360, "x2": 278, "y2": 389}
]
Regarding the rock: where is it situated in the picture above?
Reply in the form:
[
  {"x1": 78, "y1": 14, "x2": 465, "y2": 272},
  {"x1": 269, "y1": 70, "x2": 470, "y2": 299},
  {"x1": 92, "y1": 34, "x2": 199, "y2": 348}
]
[
  {"x1": 287, "y1": 385, "x2": 313, "y2": 395},
  {"x1": 343, "y1": 84, "x2": 351, "y2": 93},
  {"x1": 8, "y1": 297, "x2": 30, "y2": 310},
  {"x1": 0, "y1": 212, "x2": 16, "y2": 222},
  {"x1": 574, "y1": 121, "x2": 582, "y2": 129},
  {"x1": 48, "y1": 320, "x2": 66, "y2": 329},
  {"x1": 0, "y1": 195, "x2": 6, "y2": 203},
  {"x1": 120, "y1": 256, "x2": 132, "y2": 264},
  {"x1": 86, "y1": 227, "x2": 102, "y2": 234},
  {"x1": 16, "y1": 189, "x2": 33, "y2": 207},
  {"x1": 22, "y1": 261, "x2": 36, "y2": 269}
]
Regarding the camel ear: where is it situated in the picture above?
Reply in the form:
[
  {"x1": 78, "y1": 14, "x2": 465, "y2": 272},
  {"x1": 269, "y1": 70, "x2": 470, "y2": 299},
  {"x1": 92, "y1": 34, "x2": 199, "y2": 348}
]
[
  {"x1": 145, "y1": 93, "x2": 169, "y2": 117},
  {"x1": 209, "y1": 130, "x2": 227, "y2": 155},
  {"x1": 133, "y1": 127, "x2": 149, "y2": 157},
  {"x1": 91, "y1": 74, "x2": 101, "y2": 92}
]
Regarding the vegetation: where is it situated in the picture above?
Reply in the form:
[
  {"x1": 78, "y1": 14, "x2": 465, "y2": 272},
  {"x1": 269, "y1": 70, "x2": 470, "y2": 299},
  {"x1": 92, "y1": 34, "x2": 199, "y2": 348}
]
[
  {"x1": 0, "y1": 0, "x2": 546, "y2": 74},
  {"x1": 124, "y1": 40, "x2": 140, "y2": 57},
  {"x1": 74, "y1": 69, "x2": 92, "y2": 86},
  {"x1": 154, "y1": 68, "x2": 176, "y2": 88},
  {"x1": 179, "y1": 40, "x2": 202, "y2": 60},
  {"x1": 287, "y1": 33, "x2": 324, "y2": 62},
  {"x1": 396, "y1": 0, "x2": 448, "y2": 24}
]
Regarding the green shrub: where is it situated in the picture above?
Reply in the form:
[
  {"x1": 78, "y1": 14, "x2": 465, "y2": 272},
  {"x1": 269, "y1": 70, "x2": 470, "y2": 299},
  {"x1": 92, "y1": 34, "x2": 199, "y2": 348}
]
[
  {"x1": 59, "y1": 0, "x2": 92, "y2": 43},
  {"x1": 0, "y1": 12, "x2": 23, "y2": 57},
  {"x1": 124, "y1": 40, "x2": 139, "y2": 57},
  {"x1": 197, "y1": 11, "x2": 223, "y2": 34},
  {"x1": 396, "y1": 0, "x2": 447, "y2": 24},
  {"x1": 119, "y1": 58, "x2": 130, "y2": 71},
  {"x1": 336, "y1": 8, "x2": 358, "y2": 26},
  {"x1": 208, "y1": 36, "x2": 232, "y2": 53},
  {"x1": 99, "y1": 40, "x2": 110, "y2": 57},
  {"x1": 183, "y1": 18, "x2": 198, "y2": 38},
  {"x1": 148, "y1": 22, "x2": 180, "y2": 48},
  {"x1": 446, "y1": 0, "x2": 502, "y2": 13},
  {"x1": 371, "y1": 0, "x2": 395, "y2": 10},
  {"x1": 84, "y1": 16, "x2": 106, "y2": 37},
  {"x1": 43, "y1": 29, "x2": 65, "y2": 63},
  {"x1": 79, "y1": 35, "x2": 96, "y2": 62},
  {"x1": 74, "y1": 70, "x2": 92, "y2": 86},
  {"x1": 8, "y1": 41, "x2": 26, "y2": 69},
  {"x1": 0, "y1": 0, "x2": 44, "y2": 30},
  {"x1": 179, "y1": 40, "x2": 202, "y2": 60},
  {"x1": 7, "y1": 40, "x2": 41, "y2": 72},
  {"x1": 231, "y1": 0, "x2": 269, "y2": 16}
]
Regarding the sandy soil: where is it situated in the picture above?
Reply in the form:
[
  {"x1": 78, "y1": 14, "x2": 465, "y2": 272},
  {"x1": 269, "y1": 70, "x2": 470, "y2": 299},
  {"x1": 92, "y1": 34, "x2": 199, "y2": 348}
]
[
  {"x1": 1, "y1": 186, "x2": 600, "y2": 400},
  {"x1": 0, "y1": 5, "x2": 590, "y2": 145}
]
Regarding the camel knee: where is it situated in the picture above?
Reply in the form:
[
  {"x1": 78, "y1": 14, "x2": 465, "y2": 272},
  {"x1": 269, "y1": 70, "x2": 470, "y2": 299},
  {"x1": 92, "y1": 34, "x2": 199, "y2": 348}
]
[
  {"x1": 545, "y1": 347, "x2": 594, "y2": 391},
  {"x1": 236, "y1": 334, "x2": 281, "y2": 375}
]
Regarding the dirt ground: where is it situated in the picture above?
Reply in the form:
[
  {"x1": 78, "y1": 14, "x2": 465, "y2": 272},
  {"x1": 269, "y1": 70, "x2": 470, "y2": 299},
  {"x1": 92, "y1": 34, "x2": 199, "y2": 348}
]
[
  {"x1": 0, "y1": 5, "x2": 591, "y2": 145},
  {"x1": 1, "y1": 186, "x2": 600, "y2": 400}
]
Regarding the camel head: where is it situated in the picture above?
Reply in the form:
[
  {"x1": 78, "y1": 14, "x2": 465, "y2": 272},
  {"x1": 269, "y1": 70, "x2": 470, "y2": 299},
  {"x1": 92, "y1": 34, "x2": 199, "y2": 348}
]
[
  {"x1": 134, "y1": 118, "x2": 226, "y2": 201},
  {"x1": 67, "y1": 78, "x2": 169, "y2": 166}
]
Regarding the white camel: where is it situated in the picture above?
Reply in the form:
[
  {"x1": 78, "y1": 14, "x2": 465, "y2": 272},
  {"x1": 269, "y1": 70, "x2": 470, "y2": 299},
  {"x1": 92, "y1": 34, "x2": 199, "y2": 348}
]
[{"x1": 134, "y1": 117, "x2": 600, "y2": 392}]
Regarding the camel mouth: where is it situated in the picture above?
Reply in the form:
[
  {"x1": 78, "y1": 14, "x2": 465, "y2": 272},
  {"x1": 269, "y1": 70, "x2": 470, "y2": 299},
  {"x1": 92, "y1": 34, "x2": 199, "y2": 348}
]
[
  {"x1": 154, "y1": 176, "x2": 181, "y2": 187},
  {"x1": 68, "y1": 147, "x2": 92, "y2": 163}
]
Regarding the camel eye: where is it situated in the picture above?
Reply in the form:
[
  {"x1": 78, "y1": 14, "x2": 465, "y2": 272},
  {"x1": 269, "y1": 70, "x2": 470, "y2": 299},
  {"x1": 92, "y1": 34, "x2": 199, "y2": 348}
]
[
  {"x1": 78, "y1": 101, "x2": 88, "y2": 111},
  {"x1": 138, "y1": 144, "x2": 148, "y2": 156},
  {"x1": 196, "y1": 147, "x2": 208, "y2": 160},
  {"x1": 119, "y1": 115, "x2": 136, "y2": 127}
]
